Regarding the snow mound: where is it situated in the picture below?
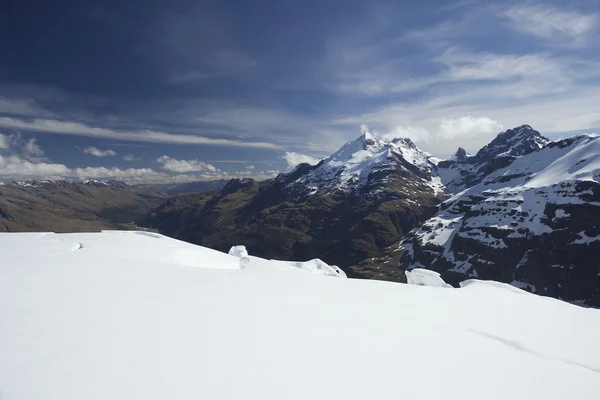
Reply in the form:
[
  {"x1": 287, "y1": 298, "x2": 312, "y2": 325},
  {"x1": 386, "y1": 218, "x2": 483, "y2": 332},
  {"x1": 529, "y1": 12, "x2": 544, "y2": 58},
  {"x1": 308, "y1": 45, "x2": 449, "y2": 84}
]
[
  {"x1": 228, "y1": 245, "x2": 249, "y2": 258},
  {"x1": 460, "y1": 279, "x2": 533, "y2": 294},
  {"x1": 406, "y1": 268, "x2": 452, "y2": 288},
  {"x1": 289, "y1": 258, "x2": 347, "y2": 277}
]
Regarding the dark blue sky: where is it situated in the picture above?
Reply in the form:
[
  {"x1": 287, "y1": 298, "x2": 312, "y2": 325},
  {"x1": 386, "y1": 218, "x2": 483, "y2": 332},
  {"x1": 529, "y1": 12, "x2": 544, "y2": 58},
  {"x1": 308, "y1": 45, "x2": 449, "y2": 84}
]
[{"x1": 1, "y1": 0, "x2": 599, "y2": 183}]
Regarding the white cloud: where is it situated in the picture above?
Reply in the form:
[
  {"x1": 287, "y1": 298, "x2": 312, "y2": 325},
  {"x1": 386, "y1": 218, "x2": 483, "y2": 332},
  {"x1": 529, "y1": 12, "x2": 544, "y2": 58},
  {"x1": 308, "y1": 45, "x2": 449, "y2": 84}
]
[
  {"x1": 245, "y1": 165, "x2": 255, "y2": 170},
  {"x1": 0, "y1": 133, "x2": 46, "y2": 162},
  {"x1": 24, "y1": 138, "x2": 44, "y2": 156},
  {"x1": 380, "y1": 126, "x2": 433, "y2": 143},
  {"x1": 0, "y1": 117, "x2": 283, "y2": 150},
  {"x1": 376, "y1": 117, "x2": 501, "y2": 145},
  {"x1": 503, "y1": 4, "x2": 598, "y2": 45},
  {"x1": 0, "y1": 154, "x2": 70, "y2": 178},
  {"x1": 123, "y1": 154, "x2": 137, "y2": 161},
  {"x1": 156, "y1": 155, "x2": 218, "y2": 173},
  {"x1": 438, "y1": 116, "x2": 503, "y2": 139},
  {"x1": 283, "y1": 152, "x2": 321, "y2": 169},
  {"x1": 83, "y1": 146, "x2": 117, "y2": 157}
]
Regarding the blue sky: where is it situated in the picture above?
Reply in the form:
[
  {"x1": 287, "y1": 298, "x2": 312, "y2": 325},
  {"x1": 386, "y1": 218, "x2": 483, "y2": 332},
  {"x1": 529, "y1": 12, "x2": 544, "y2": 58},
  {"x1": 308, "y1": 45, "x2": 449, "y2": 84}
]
[{"x1": 1, "y1": 0, "x2": 599, "y2": 183}]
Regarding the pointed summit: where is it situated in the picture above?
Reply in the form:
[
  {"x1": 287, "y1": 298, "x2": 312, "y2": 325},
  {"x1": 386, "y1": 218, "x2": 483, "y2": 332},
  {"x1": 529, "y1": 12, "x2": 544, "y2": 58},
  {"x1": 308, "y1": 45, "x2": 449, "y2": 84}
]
[
  {"x1": 452, "y1": 147, "x2": 469, "y2": 161},
  {"x1": 477, "y1": 125, "x2": 549, "y2": 160}
]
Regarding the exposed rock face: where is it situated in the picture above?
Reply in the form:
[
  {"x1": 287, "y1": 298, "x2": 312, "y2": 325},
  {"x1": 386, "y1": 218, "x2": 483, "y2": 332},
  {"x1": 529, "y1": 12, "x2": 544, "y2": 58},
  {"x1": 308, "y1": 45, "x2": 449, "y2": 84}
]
[
  {"x1": 453, "y1": 147, "x2": 469, "y2": 161},
  {"x1": 438, "y1": 125, "x2": 550, "y2": 193},
  {"x1": 0, "y1": 180, "x2": 166, "y2": 232},
  {"x1": 395, "y1": 135, "x2": 600, "y2": 307},
  {"x1": 141, "y1": 132, "x2": 448, "y2": 271}
]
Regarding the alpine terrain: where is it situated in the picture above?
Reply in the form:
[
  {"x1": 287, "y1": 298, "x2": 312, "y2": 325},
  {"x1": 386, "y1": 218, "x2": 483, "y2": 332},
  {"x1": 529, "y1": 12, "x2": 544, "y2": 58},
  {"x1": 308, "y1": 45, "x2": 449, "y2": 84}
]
[
  {"x1": 366, "y1": 127, "x2": 600, "y2": 306},
  {"x1": 140, "y1": 131, "x2": 447, "y2": 277}
]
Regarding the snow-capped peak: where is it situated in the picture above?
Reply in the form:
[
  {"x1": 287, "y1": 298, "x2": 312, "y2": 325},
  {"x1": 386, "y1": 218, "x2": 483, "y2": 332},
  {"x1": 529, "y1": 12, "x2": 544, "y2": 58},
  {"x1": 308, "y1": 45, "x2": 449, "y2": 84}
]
[{"x1": 290, "y1": 130, "x2": 442, "y2": 195}]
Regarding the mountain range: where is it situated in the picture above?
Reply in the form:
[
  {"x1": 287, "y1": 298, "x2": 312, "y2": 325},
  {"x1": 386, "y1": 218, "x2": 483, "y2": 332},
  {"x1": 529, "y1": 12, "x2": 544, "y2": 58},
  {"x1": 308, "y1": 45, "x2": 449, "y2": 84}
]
[
  {"x1": 140, "y1": 132, "x2": 447, "y2": 277},
  {"x1": 2, "y1": 124, "x2": 598, "y2": 305},
  {"x1": 0, "y1": 180, "x2": 166, "y2": 232}
]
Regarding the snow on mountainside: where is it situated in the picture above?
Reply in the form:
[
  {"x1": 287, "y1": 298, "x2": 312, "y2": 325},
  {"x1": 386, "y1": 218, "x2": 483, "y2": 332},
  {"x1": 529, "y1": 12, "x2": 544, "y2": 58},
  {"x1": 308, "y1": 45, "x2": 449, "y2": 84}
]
[
  {"x1": 140, "y1": 131, "x2": 449, "y2": 274},
  {"x1": 2, "y1": 231, "x2": 600, "y2": 400},
  {"x1": 399, "y1": 134, "x2": 600, "y2": 306},
  {"x1": 438, "y1": 125, "x2": 550, "y2": 193},
  {"x1": 287, "y1": 131, "x2": 444, "y2": 196}
]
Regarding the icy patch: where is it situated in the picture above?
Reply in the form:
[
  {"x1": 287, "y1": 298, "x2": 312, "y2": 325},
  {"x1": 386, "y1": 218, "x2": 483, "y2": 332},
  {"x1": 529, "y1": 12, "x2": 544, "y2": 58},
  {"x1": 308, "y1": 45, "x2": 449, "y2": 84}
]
[
  {"x1": 406, "y1": 268, "x2": 452, "y2": 288},
  {"x1": 554, "y1": 209, "x2": 569, "y2": 219},
  {"x1": 572, "y1": 231, "x2": 600, "y2": 245}
]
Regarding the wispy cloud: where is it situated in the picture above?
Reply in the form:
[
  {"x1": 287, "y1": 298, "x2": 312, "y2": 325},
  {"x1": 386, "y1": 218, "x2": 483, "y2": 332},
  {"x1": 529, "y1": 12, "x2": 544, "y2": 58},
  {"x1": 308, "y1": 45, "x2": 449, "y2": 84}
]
[
  {"x1": 0, "y1": 133, "x2": 47, "y2": 162},
  {"x1": 123, "y1": 153, "x2": 141, "y2": 162},
  {"x1": 83, "y1": 146, "x2": 117, "y2": 157},
  {"x1": 0, "y1": 97, "x2": 57, "y2": 118},
  {"x1": 0, "y1": 117, "x2": 283, "y2": 149},
  {"x1": 502, "y1": 4, "x2": 598, "y2": 46},
  {"x1": 156, "y1": 155, "x2": 218, "y2": 173}
]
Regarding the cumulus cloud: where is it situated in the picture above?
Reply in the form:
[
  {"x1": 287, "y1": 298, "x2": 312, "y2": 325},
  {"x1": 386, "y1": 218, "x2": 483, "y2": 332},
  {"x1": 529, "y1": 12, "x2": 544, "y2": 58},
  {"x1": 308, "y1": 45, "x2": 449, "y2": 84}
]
[
  {"x1": 283, "y1": 152, "x2": 321, "y2": 169},
  {"x1": 0, "y1": 133, "x2": 8, "y2": 149},
  {"x1": 377, "y1": 117, "x2": 501, "y2": 144},
  {"x1": 123, "y1": 153, "x2": 138, "y2": 161},
  {"x1": 380, "y1": 126, "x2": 433, "y2": 143},
  {"x1": 503, "y1": 4, "x2": 598, "y2": 45},
  {"x1": 0, "y1": 154, "x2": 70, "y2": 178},
  {"x1": 437, "y1": 116, "x2": 503, "y2": 139},
  {"x1": 156, "y1": 155, "x2": 218, "y2": 173},
  {"x1": 245, "y1": 165, "x2": 255, "y2": 170},
  {"x1": 83, "y1": 146, "x2": 117, "y2": 157}
]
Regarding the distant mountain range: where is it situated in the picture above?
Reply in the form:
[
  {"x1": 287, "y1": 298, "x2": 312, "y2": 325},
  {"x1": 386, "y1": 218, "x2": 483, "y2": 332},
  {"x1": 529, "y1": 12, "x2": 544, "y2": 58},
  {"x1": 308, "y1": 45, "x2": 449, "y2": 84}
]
[{"x1": 0, "y1": 180, "x2": 166, "y2": 232}]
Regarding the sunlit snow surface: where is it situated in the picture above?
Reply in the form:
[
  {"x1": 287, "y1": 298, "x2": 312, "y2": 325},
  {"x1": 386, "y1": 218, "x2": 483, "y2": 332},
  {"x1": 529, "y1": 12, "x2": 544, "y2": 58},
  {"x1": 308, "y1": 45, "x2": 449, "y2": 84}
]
[{"x1": 1, "y1": 231, "x2": 600, "y2": 400}]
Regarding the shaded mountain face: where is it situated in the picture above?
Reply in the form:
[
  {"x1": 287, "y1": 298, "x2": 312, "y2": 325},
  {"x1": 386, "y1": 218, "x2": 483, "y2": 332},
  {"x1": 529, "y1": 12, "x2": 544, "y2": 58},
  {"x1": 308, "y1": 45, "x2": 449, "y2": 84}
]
[
  {"x1": 137, "y1": 179, "x2": 229, "y2": 195},
  {"x1": 140, "y1": 132, "x2": 448, "y2": 272},
  {"x1": 0, "y1": 180, "x2": 167, "y2": 232},
  {"x1": 438, "y1": 125, "x2": 550, "y2": 193},
  {"x1": 378, "y1": 134, "x2": 600, "y2": 306}
]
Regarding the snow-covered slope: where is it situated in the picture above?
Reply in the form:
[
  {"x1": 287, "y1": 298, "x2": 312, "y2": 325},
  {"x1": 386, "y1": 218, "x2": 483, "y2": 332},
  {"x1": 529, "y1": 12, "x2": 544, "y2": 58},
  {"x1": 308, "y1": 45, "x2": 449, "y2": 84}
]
[
  {"x1": 399, "y1": 134, "x2": 600, "y2": 306},
  {"x1": 2, "y1": 231, "x2": 600, "y2": 400},
  {"x1": 438, "y1": 125, "x2": 550, "y2": 193},
  {"x1": 285, "y1": 131, "x2": 444, "y2": 196}
]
